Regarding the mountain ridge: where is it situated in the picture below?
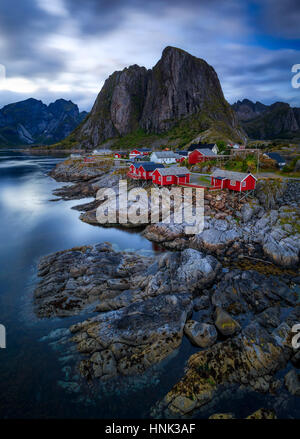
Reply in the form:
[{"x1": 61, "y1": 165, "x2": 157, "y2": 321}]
[
  {"x1": 232, "y1": 98, "x2": 300, "y2": 140},
  {"x1": 0, "y1": 98, "x2": 88, "y2": 146}
]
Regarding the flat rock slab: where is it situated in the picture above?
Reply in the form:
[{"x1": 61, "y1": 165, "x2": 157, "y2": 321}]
[{"x1": 34, "y1": 242, "x2": 221, "y2": 380}]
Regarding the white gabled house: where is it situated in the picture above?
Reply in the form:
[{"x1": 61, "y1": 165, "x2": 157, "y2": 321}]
[{"x1": 150, "y1": 151, "x2": 181, "y2": 164}]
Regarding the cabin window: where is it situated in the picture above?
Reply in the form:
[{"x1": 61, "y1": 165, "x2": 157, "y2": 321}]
[
  {"x1": 166, "y1": 176, "x2": 172, "y2": 182},
  {"x1": 149, "y1": 172, "x2": 152, "y2": 176},
  {"x1": 242, "y1": 181, "x2": 246, "y2": 187},
  {"x1": 230, "y1": 180, "x2": 236, "y2": 186}
]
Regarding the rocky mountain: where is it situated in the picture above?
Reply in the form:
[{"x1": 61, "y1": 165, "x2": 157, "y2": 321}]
[
  {"x1": 233, "y1": 99, "x2": 300, "y2": 140},
  {"x1": 65, "y1": 46, "x2": 244, "y2": 150},
  {"x1": 0, "y1": 98, "x2": 88, "y2": 146}
]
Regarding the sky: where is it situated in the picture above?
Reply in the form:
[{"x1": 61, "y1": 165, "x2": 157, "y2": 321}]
[{"x1": 0, "y1": 0, "x2": 299, "y2": 111}]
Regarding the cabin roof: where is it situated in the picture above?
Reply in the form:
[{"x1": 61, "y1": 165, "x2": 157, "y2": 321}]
[
  {"x1": 155, "y1": 166, "x2": 190, "y2": 176},
  {"x1": 131, "y1": 162, "x2": 144, "y2": 168},
  {"x1": 266, "y1": 152, "x2": 285, "y2": 163},
  {"x1": 211, "y1": 168, "x2": 257, "y2": 181},
  {"x1": 193, "y1": 148, "x2": 217, "y2": 157},
  {"x1": 152, "y1": 151, "x2": 180, "y2": 158},
  {"x1": 188, "y1": 143, "x2": 215, "y2": 152},
  {"x1": 132, "y1": 148, "x2": 151, "y2": 152},
  {"x1": 176, "y1": 150, "x2": 188, "y2": 156},
  {"x1": 140, "y1": 162, "x2": 165, "y2": 171}
]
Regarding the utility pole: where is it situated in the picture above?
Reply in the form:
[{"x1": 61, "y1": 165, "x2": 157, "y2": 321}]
[{"x1": 256, "y1": 147, "x2": 260, "y2": 174}]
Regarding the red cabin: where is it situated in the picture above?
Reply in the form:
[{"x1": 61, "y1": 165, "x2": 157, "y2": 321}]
[
  {"x1": 84, "y1": 156, "x2": 95, "y2": 163},
  {"x1": 128, "y1": 163, "x2": 142, "y2": 179},
  {"x1": 114, "y1": 151, "x2": 127, "y2": 159},
  {"x1": 210, "y1": 169, "x2": 257, "y2": 192},
  {"x1": 138, "y1": 163, "x2": 165, "y2": 180},
  {"x1": 152, "y1": 167, "x2": 190, "y2": 186},
  {"x1": 129, "y1": 148, "x2": 151, "y2": 159},
  {"x1": 188, "y1": 149, "x2": 217, "y2": 165}
]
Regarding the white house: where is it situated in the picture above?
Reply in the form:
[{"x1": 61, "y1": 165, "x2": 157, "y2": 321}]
[
  {"x1": 92, "y1": 149, "x2": 112, "y2": 156},
  {"x1": 150, "y1": 151, "x2": 181, "y2": 164}
]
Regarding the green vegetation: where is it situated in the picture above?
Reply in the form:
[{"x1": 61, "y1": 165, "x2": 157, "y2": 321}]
[
  {"x1": 111, "y1": 129, "x2": 161, "y2": 149},
  {"x1": 281, "y1": 155, "x2": 300, "y2": 175},
  {"x1": 225, "y1": 154, "x2": 258, "y2": 173},
  {"x1": 216, "y1": 140, "x2": 228, "y2": 154}
]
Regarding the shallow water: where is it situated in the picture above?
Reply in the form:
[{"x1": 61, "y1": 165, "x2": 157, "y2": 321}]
[
  {"x1": 0, "y1": 150, "x2": 200, "y2": 418},
  {"x1": 0, "y1": 150, "x2": 298, "y2": 419}
]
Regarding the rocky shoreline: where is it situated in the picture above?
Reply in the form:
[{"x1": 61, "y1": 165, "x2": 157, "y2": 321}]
[{"x1": 36, "y1": 158, "x2": 300, "y2": 418}]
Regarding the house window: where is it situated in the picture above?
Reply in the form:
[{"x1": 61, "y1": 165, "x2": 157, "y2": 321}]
[
  {"x1": 242, "y1": 181, "x2": 246, "y2": 187},
  {"x1": 230, "y1": 180, "x2": 236, "y2": 186},
  {"x1": 166, "y1": 176, "x2": 172, "y2": 182}
]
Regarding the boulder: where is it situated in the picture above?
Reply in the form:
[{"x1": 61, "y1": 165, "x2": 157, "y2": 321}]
[
  {"x1": 184, "y1": 321, "x2": 217, "y2": 348},
  {"x1": 284, "y1": 369, "x2": 300, "y2": 396},
  {"x1": 214, "y1": 307, "x2": 240, "y2": 336}
]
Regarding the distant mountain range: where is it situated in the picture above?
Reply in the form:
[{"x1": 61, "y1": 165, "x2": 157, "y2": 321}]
[
  {"x1": 232, "y1": 99, "x2": 300, "y2": 141},
  {"x1": 0, "y1": 98, "x2": 88, "y2": 146}
]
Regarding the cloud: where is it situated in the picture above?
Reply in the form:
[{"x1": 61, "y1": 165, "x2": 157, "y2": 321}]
[
  {"x1": 256, "y1": 0, "x2": 300, "y2": 39},
  {"x1": 0, "y1": 0, "x2": 299, "y2": 111}
]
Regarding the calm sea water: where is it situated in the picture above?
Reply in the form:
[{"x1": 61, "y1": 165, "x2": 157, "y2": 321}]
[
  {"x1": 0, "y1": 150, "x2": 200, "y2": 419},
  {"x1": 0, "y1": 150, "x2": 298, "y2": 419}
]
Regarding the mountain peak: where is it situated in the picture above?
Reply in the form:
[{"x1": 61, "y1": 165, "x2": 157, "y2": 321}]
[{"x1": 72, "y1": 46, "x2": 243, "y2": 149}]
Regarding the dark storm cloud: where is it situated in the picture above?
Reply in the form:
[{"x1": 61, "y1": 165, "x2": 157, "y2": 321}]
[
  {"x1": 0, "y1": 0, "x2": 299, "y2": 110},
  {"x1": 0, "y1": 0, "x2": 67, "y2": 77},
  {"x1": 257, "y1": 0, "x2": 300, "y2": 39}
]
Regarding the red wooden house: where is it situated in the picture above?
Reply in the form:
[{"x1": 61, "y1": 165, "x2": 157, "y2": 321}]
[
  {"x1": 114, "y1": 151, "x2": 127, "y2": 159},
  {"x1": 152, "y1": 167, "x2": 190, "y2": 186},
  {"x1": 129, "y1": 148, "x2": 151, "y2": 159},
  {"x1": 138, "y1": 163, "x2": 165, "y2": 180},
  {"x1": 188, "y1": 148, "x2": 217, "y2": 165},
  {"x1": 210, "y1": 169, "x2": 257, "y2": 192},
  {"x1": 128, "y1": 162, "x2": 142, "y2": 179},
  {"x1": 84, "y1": 156, "x2": 95, "y2": 163}
]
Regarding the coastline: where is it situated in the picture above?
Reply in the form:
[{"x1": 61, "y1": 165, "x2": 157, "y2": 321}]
[{"x1": 34, "y1": 156, "x2": 300, "y2": 418}]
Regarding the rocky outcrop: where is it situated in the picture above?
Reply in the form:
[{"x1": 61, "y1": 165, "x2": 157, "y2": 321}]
[
  {"x1": 72, "y1": 46, "x2": 243, "y2": 149},
  {"x1": 34, "y1": 243, "x2": 221, "y2": 379},
  {"x1": 284, "y1": 369, "x2": 300, "y2": 396},
  {"x1": 143, "y1": 181, "x2": 300, "y2": 268},
  {"x1": 49, "y1": 158, "x2": 113, "y2": 182},
  {"x1": 0, "y1": 98, "x2": 87, "y2": 146},
  {"x1": 152, "y1": 293, "x2": 300, "y2": 417},
  {"x1": 71, "y1": 294, "x2": 192, "y2": 380}
]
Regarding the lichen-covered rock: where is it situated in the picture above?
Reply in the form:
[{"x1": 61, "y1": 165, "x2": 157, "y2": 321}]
[
  {"x1": 284, "y1": 369, "x2": 300, "y2": 396},
  {"x1": 184, "y1": 321, "x2": 217, "y2": 348},
  {"x1": 245, "y1": 408, "x2": 277, "y2": 419},
  {"x1": 255, "y1": 179, "x2": 287, "y2": 210},
  {"x1": 50, "y1": 159, "x2": 113, "y2": 182},
  {"x1": 35, "y1": 243, "x2": 221, "y2": 380},
  {"x1": 153, "y1": 304, "x2": 300, "y2": 417},
  {"x1": 71, "y1": 294, "x2": 192, "y2": 379},
  {"x1": 214, "y1": 307, "x2": 240, "y2": 336},
  {"x1": 209, "y1": 413, "x2": 235, "y2": 419}
]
